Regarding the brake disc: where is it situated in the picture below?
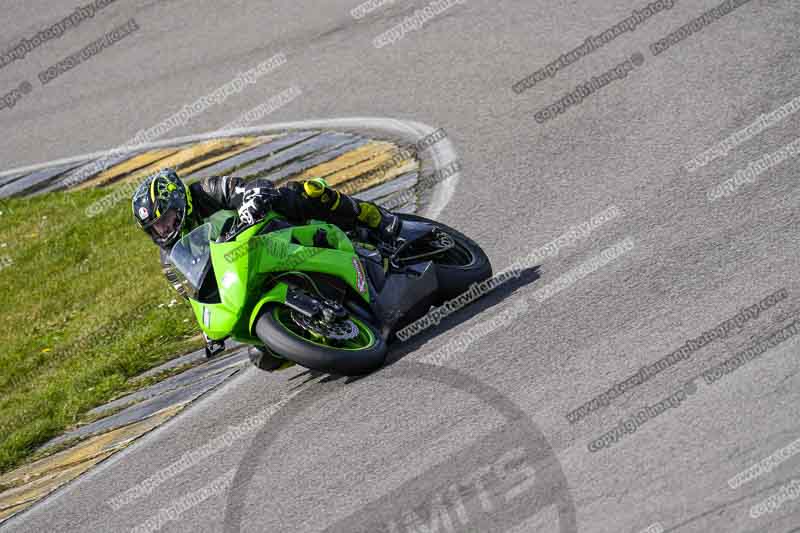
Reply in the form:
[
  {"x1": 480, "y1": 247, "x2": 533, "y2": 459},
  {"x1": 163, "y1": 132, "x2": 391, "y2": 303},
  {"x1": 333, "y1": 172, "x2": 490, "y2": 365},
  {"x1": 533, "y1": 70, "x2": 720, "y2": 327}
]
[{"x1": 291, "y1": 311, "x2": 359, "y2": 341}]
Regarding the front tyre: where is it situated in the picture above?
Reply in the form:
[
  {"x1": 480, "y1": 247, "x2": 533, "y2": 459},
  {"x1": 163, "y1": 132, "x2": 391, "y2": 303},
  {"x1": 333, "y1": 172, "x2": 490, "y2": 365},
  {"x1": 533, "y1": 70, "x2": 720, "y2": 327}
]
[
  {"x1": 255, "y1": 304, "x2": 387, "y2": 376},
  {"x1": 398, "y1": 214, "x2": 493, "y2": 301}
]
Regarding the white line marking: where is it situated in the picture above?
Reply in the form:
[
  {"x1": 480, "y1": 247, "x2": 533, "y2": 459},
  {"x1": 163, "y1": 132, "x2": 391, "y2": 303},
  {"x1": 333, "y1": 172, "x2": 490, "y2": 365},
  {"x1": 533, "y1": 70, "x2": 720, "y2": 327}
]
[{"x1": 0, "y1": 117, "x2": 459, "y2": 217}]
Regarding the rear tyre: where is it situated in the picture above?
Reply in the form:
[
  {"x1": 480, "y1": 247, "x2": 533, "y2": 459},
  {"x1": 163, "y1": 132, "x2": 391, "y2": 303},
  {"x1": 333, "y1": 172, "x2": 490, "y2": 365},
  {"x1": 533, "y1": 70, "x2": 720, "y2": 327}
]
[
  {"x1": 397, "y1": 214, "x2": 493, "y2": 301},
  {"x1": 255, "y1": 304, "x2": 387, "y2": 376}
]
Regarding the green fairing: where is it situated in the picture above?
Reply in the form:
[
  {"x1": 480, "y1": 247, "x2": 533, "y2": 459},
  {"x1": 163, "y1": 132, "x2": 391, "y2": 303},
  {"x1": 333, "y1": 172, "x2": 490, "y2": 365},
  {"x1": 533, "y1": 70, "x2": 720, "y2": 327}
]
[{"x1": 181, "y1": 210, "x2": 371, "y2": 345}]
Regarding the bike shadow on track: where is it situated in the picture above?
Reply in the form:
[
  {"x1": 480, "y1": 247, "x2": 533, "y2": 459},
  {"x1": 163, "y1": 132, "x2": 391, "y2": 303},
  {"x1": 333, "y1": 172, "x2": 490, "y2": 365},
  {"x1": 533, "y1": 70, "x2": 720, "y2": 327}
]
[{"x1": 287, "y1": 265, "x2": 542, "y2": 387}]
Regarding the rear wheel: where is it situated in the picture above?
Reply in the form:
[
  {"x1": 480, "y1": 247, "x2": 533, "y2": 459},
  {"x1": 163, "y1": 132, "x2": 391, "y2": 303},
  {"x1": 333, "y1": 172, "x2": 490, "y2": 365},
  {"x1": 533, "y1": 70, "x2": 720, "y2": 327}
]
[
  {"x1": 255, "y1": 303, "x2": 387, "y2": 376},
  {"x1": 397, "y1": 214, "x2": 493, "y2": 301}
]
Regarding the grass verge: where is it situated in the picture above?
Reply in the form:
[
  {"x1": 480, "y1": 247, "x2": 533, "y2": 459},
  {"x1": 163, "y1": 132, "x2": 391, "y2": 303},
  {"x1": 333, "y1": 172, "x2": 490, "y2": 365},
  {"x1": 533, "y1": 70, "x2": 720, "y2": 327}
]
[{"x1": 0, "y1": 189, "x2": 203, "y2": 474}]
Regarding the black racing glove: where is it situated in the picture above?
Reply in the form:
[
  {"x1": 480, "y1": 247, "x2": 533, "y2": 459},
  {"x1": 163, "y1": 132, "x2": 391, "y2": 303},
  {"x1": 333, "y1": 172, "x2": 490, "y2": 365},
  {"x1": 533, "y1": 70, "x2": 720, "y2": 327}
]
[{"x1": 237, "y1": 183, "x2": 280, "y2": 226}]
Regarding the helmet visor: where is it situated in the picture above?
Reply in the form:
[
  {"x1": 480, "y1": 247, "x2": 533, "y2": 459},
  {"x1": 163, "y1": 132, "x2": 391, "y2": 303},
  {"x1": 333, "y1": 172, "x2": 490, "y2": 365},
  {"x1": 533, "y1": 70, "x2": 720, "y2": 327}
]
[
  {"x1": 148, "y1": 204, "x2": 185, "y2": 246},
  {"x1": 152, "y1": 208, "x2": 181, "y2": 238}
]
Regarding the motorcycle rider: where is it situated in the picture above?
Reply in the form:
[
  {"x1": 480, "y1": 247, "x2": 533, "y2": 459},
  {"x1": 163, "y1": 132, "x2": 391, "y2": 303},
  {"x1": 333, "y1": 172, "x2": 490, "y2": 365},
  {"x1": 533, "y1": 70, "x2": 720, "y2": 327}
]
[{"x1": 131, "y1": 168, "x2": 400, "y2": 369}]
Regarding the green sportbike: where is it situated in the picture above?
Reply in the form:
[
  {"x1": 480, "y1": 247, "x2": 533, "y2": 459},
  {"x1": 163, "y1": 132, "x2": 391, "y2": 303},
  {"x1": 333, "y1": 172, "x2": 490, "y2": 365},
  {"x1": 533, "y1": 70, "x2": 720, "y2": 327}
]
[{"x1": 168, "y1": 199, "x2": 492, "y2": 376}]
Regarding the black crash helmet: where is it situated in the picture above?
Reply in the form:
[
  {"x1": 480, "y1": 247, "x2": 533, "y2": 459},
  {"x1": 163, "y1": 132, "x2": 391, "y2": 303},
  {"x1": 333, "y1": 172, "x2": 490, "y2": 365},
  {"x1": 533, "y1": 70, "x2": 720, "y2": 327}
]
[{"x1": 131, "y1": 169, "x2": 193, "y2": 248}]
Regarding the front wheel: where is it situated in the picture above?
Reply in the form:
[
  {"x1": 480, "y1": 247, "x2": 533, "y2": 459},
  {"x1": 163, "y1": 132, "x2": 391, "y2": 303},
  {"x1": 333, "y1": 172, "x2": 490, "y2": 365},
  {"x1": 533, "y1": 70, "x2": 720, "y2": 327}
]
[
  {"x1": 397, "y1": 214, "x2": 493, "y2": 301},
  {"x1": 255, "y1": 304, "x2": 387, "y2": 376}
]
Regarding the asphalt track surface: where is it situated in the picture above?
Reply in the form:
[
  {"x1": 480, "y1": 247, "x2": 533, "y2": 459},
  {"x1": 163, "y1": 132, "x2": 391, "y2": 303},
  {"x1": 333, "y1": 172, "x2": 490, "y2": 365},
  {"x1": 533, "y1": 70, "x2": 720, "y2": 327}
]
[{"x1": 2, "y1": 1, "x2": 800, "y2": 532}]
